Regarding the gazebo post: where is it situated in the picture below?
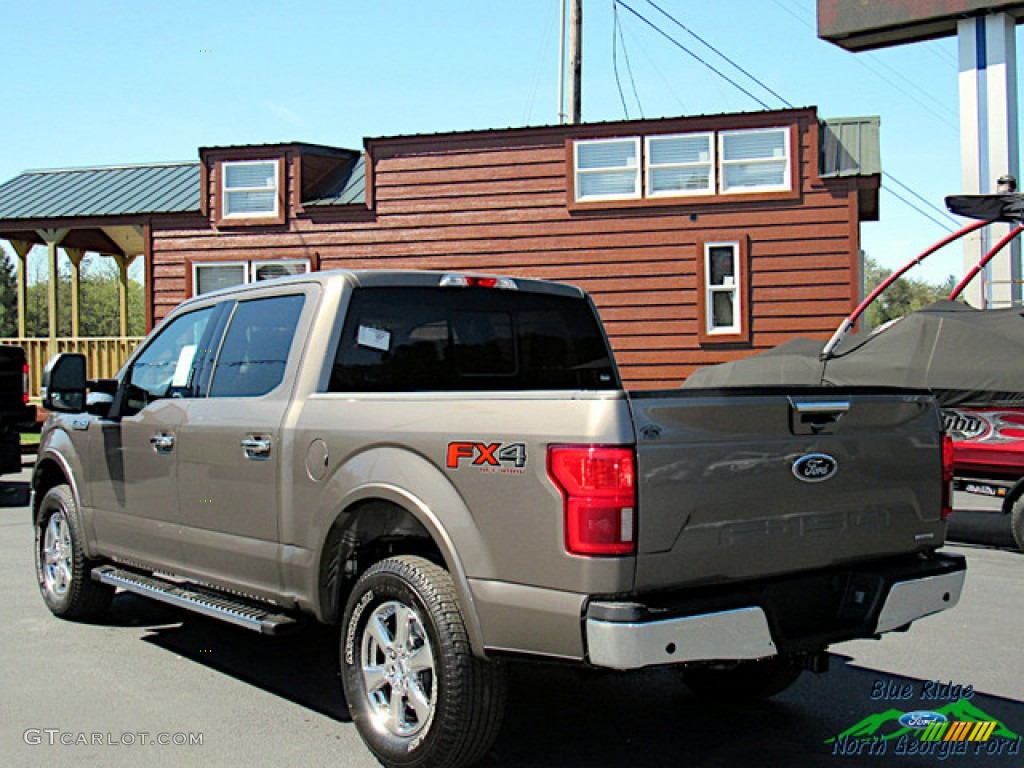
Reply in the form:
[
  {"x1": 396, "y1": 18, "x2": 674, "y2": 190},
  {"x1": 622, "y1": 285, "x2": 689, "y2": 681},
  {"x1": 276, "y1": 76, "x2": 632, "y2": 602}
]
[
  {"x1": 37, "y1": 229, "x2": 68, "y2": 357},
  {"x1": 113, "y1": 253, "x2": 136, "y2": 339},
  {"x1": 65, "y1": 247, "x2": 85, "y2": 339},
  {"x1": 8, "y1": 240, "x2": 32, "y2": 339}
]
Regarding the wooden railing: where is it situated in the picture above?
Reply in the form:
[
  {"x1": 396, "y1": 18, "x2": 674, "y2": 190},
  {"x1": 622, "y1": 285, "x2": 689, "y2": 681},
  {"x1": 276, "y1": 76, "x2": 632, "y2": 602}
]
[{"x1": 0, "y1": 337, "x2": 144, "y2": 399}]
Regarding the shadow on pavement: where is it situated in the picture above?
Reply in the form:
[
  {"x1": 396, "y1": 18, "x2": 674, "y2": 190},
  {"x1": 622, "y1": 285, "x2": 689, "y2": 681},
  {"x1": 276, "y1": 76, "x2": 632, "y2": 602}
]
[
  {"x1": 0, "y1": 480, "x2": 31, "y2": 508},
  {"x1": 115, "y1": 589, "x2": 1024, "y2": 768},
  {"x1": 483, "y1": 658, "x2": 1024, "y2": 767},
  {"x1": 139, "y1": 604, "x2": 349, "y2": 723},
  {"x1": 948, "y1": 509, "x2": 1017, "y2": 551}
]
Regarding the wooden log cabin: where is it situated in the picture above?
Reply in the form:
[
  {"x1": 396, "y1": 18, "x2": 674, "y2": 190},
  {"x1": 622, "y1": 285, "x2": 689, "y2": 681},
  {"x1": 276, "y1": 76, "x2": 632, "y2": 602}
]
[{"x1": 0, "y1": 106, "x2": 879, "y2": 390}]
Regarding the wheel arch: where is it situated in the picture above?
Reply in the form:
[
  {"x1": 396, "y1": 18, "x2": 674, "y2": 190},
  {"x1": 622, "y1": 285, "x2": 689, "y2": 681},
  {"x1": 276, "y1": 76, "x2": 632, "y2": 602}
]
[
  {"x1": 311, "y1": 466, "x2": 489, "y2": 657},
  {"x1": 32, "y1": 450, "x2": 79, "y2": 524}
]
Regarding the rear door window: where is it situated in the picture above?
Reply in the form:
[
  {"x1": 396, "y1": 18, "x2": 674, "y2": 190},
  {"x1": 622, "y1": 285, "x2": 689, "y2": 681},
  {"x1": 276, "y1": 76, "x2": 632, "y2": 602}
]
[
  {"x1": 329, "y1": 287, "x2": 618, "y2": 392},
  {"x1": 208, "y1": 294, "x2": 305, "y2": 398}
]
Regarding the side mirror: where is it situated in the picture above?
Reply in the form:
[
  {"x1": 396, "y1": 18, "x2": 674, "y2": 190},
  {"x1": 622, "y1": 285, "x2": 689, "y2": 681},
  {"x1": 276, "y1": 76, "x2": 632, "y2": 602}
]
[{"x1": 42, "y1": 353, "x2": 88, "y2": 413}]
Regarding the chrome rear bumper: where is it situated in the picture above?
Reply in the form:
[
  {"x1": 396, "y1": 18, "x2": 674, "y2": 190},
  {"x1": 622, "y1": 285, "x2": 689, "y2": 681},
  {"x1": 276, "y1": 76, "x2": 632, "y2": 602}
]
[{"x1": 585, "y1": 555, "x2": 967, "y2": 670}]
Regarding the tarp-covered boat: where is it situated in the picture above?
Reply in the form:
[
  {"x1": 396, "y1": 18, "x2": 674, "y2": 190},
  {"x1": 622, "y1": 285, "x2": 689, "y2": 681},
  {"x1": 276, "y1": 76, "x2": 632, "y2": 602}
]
[{"x1": 684, "y1": 300, "x2": 1024, "y2": 407}]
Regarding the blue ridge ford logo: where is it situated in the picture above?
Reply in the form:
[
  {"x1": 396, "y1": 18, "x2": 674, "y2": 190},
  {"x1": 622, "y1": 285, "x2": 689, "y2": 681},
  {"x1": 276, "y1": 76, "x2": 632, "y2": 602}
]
[{"x1": 792, "y1": 453, "x2": 838, "y2": 483}]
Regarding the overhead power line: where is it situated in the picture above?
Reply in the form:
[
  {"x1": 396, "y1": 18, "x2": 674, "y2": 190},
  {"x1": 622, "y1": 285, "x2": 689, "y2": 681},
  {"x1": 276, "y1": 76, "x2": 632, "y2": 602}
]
[
  {"x1": 613, "y1": 0, "x2": 775, "y2": 110},
  {"x1": 768, "y1": 0, "x2": 958, "y2": 127},
  {"x1": 643, "y1": 0, "x2": 795, "y2": 109},
  {"x1": 882, "y1": 187, "x2": 962, "y2": 231},
  {"x1": 611, "y1": 0, "x2": 961, "y2": 232},
  {"x1": 612, "y1": 2, "x2": 645, "y2": 119}
]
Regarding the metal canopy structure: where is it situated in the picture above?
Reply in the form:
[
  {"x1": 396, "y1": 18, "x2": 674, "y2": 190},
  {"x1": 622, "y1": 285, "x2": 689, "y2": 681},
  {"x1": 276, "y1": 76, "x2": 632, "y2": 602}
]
[
  {"x1": 818, "y1": 0, "x2": 1024, "y2": 51},
  {"x1": 818, "y1": 0, "x2": 1024, "y2": 308},
  {"x1": 0, "y1": 162, "x2": 200, "y2": 342}
]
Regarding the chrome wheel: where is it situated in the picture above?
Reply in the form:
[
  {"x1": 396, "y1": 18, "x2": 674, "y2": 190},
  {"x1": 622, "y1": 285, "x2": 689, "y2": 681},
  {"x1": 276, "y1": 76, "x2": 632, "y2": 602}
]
[
  {"x1": 360, "y1": 599, "x2": 436, "y2": 738},
  {"x1": 42, "y1": 509, "x2": 73, "y2": 598},
  {"x1": 34, "y1": 484, "x2": 113, "y2": 620},
  {"x1": 341, "y1": 555, "x2": 505, "y2": 768}
]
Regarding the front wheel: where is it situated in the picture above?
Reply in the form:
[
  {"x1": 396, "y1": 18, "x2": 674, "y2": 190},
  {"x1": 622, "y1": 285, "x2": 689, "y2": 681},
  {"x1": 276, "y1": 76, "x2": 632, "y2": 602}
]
[
  {"x1": 340, "y1": 555, "x2": 506, "y2": 768},
  {"x1": 34, "y1": 484, "x2": 113, "y2": 620},
  {"x1": 680, "y1": 655, "x2": 803, "y2": 700}
]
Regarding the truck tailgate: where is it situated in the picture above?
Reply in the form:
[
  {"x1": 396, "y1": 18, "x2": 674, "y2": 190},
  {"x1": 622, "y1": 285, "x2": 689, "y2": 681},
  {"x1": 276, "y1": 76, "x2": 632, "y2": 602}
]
[{"x1": 630, "y1": 388, "x2": 946, "y2": 592}]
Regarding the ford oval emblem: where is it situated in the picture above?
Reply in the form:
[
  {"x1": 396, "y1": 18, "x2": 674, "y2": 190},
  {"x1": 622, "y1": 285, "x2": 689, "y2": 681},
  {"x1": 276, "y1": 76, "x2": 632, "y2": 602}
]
[
  {"x1": 792, "y1": 453, "x2": 838, "y2": 483},
  {"x1": 898, "y1": 711, "x2": 948, "y2": 730}
]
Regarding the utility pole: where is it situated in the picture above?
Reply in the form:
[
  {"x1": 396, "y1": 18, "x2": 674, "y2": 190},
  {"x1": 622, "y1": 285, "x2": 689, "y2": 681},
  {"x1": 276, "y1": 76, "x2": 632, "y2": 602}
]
[
  {"x1": 568, "y1": 0, "x2": 583, "y2": 124},
  {"x1": 558, "y1": 0, "x2": 566, "y2": 123}
]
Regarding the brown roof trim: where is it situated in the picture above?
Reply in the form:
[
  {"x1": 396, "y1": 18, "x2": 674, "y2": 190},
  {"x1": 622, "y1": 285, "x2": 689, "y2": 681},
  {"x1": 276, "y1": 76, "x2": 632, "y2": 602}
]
[{"x1": 365, "y1": 107, "x2": 820, "y2": 149}]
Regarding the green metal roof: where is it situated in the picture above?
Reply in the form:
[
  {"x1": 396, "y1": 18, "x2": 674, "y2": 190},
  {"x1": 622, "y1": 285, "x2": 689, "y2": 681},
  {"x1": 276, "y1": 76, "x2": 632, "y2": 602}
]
[
  {"x1": 820, "y1": 117, "x2": 881, "y2": 178},
  {"x1": 0, "y1": 162, "x2": 200, "y2": 220},
  {"x1": 303, "y1": 155, "x2": 366, "y2": 207}
]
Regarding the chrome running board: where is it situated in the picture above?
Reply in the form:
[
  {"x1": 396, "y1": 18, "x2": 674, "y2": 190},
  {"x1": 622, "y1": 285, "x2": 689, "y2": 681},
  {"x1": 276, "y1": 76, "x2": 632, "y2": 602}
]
[{"x1": 92, "y1": 565, "x2": 298, "y2": 635}]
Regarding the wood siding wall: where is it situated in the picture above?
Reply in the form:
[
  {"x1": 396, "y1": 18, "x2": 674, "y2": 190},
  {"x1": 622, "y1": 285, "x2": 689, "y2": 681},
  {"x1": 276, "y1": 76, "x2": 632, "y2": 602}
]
[{"x1": 151, "y1": 109, "x2": 864, "y2": 389}]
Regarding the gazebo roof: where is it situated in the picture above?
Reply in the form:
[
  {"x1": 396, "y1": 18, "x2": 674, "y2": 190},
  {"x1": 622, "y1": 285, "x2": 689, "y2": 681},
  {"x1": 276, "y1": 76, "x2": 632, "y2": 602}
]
[{"x1": 0, "y1": 162, "x2": 200, "y2": 221}]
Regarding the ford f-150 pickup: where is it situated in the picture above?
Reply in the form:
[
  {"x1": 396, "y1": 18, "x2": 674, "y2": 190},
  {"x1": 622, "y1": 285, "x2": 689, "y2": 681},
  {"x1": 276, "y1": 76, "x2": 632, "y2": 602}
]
[{"x1": 34, "y1": 269, "x2": 965, "y2": 768}]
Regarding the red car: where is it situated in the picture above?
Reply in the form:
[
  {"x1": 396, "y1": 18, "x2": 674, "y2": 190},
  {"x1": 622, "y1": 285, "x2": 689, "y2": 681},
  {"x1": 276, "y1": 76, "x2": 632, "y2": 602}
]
[{"x1": 944, "y1": 407, "x2": 1024, "y2": 548}]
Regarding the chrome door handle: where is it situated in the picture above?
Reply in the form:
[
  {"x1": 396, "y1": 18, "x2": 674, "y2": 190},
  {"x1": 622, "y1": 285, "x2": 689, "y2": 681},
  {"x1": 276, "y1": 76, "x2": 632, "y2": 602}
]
[
  {"x1": 241, "y1": 437, "x2": 272, "y2": 460},
  {"x1": 149, "y1": 434, "x2": 175, "y2": 453}
]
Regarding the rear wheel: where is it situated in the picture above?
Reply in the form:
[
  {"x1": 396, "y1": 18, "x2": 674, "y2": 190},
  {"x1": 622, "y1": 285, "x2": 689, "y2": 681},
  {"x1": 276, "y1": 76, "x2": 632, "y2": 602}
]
[
  {"x1": 1011, "y1": 496, "x2": 1024, "y2": 551},
  {"x1": 340, "y1": 555, "x2": 505, "y2": 768},
  {"x1": 34, "y1": 484, "x2": 113, "y2": 620},
  {"x1": 680, "y1": 655, "x2": 802, "y2": 700}
]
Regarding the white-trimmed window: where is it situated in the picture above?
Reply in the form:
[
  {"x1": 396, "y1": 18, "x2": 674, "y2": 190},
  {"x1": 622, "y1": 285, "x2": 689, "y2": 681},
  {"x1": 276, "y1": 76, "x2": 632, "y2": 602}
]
[
  {"x1": 703, "y1": 242, "x2": 741, "y2": 335},
  {"x1": 574, "y1": 137, "x2": 641, "y2": 201},
  {"x1": 646, "y1": 133, "x2": 713, "y2": 197},
  {"x1": 194, "y1": 262, "x2": 247, "y2": 296},
  {"x1": 719, "y1": 128, "x2": 790, "y2": 194},
  {"x1": 253, "y1": 260, "x2": 308, "y2": 281},
  {"x1": 193, "y1": 259, "x2": 309, "y2": 296},
  {"x1": 222, "y1": 160, "x2": 280, "y2": 218}
]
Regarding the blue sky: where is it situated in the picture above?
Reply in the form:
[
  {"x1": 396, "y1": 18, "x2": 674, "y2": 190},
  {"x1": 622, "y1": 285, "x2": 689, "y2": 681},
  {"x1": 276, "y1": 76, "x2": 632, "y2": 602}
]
[{"x1": 2, "y1": 0, "x2": 1017, "y2": 283}]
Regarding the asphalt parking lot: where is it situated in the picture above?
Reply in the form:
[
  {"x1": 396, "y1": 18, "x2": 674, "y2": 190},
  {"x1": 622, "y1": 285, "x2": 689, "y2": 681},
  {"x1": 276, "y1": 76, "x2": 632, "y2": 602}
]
[{"x1": 1, "y1": 461, "x2": 1021, "y2": 768}]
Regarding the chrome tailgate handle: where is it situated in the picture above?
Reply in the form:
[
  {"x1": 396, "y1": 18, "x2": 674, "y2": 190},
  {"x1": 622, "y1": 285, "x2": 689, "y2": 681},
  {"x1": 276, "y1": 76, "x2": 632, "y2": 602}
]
[
  {"x1": 790, "y1": 399, "x2": 850, "y2": 435},
  {"x1": 149, "y1": 434, "x2": 175, "y2": 453},
  {"x1": 241, "y1": 436, "x2": 272, "y2": 460}
]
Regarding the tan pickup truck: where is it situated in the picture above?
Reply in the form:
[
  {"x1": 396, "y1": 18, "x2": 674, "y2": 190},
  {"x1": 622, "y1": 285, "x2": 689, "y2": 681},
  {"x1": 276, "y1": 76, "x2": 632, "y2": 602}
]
[{"x1": 34, "y1": 270, "x2": 965, "y2": 768}]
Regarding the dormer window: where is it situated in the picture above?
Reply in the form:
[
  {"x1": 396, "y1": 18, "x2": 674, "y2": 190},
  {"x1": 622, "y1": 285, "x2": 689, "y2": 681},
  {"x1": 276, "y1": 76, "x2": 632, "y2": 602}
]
[{"x1": 222, "y1": 160, "x2": 279, "y2": 218}]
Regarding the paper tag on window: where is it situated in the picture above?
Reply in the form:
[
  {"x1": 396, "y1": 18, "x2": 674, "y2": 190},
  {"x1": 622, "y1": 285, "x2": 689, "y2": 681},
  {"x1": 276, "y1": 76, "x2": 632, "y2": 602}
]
[
  {"x1": 357, "y1": 326, "x2": 391, "y2": 352},
  {"x1": 172, "y1": 345, "x2": 198, "y2": 387}
]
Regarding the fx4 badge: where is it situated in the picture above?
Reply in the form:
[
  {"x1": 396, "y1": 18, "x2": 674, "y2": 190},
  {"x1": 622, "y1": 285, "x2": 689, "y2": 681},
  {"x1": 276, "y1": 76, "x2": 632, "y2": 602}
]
[
  {"x1": 792, "y1": 453, "x2": 838, "y2": 483},
  {"x1": 447, "y1": 442, "x2": 527, "y2": 474}
]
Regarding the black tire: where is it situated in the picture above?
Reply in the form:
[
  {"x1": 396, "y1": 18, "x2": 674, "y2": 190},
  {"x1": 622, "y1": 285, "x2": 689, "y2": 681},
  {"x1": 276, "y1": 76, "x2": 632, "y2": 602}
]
[
  {"x1": 1011, "y1": 496, "x2": 1024, "y2": 552},
  {"x1": 34, "y1": 484, "x2": 113, "y2": 620},
  {"x1": 680, "y1": 655, "x2": 802, "y2": 700},
  {"x1": 340, "y1": 555, "x2": 506, "y2": 768}
]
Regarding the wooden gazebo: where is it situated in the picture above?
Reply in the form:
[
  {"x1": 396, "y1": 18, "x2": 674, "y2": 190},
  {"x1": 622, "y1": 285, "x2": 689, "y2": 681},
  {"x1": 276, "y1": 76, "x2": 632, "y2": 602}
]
[{"x1": 0, "y1": 162, "x2": 200, "y2": 395}]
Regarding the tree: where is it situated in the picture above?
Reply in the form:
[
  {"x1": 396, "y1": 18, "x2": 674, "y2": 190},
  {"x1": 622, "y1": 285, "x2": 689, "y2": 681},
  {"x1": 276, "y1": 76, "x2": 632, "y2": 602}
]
[
  {"x1": 0, "y1": 247, "x2": 19, "y2": 337},
  {"x1": 862, "y1": 255, "x2": 957, "y2": 330},
  {"x1": 24, "y1": 254, "x2": 145, "y2": 338}
]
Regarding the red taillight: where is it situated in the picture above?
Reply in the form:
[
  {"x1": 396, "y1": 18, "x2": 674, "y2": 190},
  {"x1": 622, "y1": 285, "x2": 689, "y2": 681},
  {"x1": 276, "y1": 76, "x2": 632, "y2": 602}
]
[
  {"x1": 548, "y1": 445, "x2": 636, "y2": 556},
  {"x1": 941, "y1": 433, "x2": 954, "y2": 521},
  {"x1": 22, "y1": 363, "x2": 29, "y2": 405}
]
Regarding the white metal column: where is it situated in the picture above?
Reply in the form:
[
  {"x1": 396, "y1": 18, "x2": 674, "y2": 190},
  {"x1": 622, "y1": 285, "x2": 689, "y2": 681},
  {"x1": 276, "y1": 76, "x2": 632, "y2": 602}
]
[{"x1": 959, "y1": 13, "x2": 1021, "y2": 308}]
